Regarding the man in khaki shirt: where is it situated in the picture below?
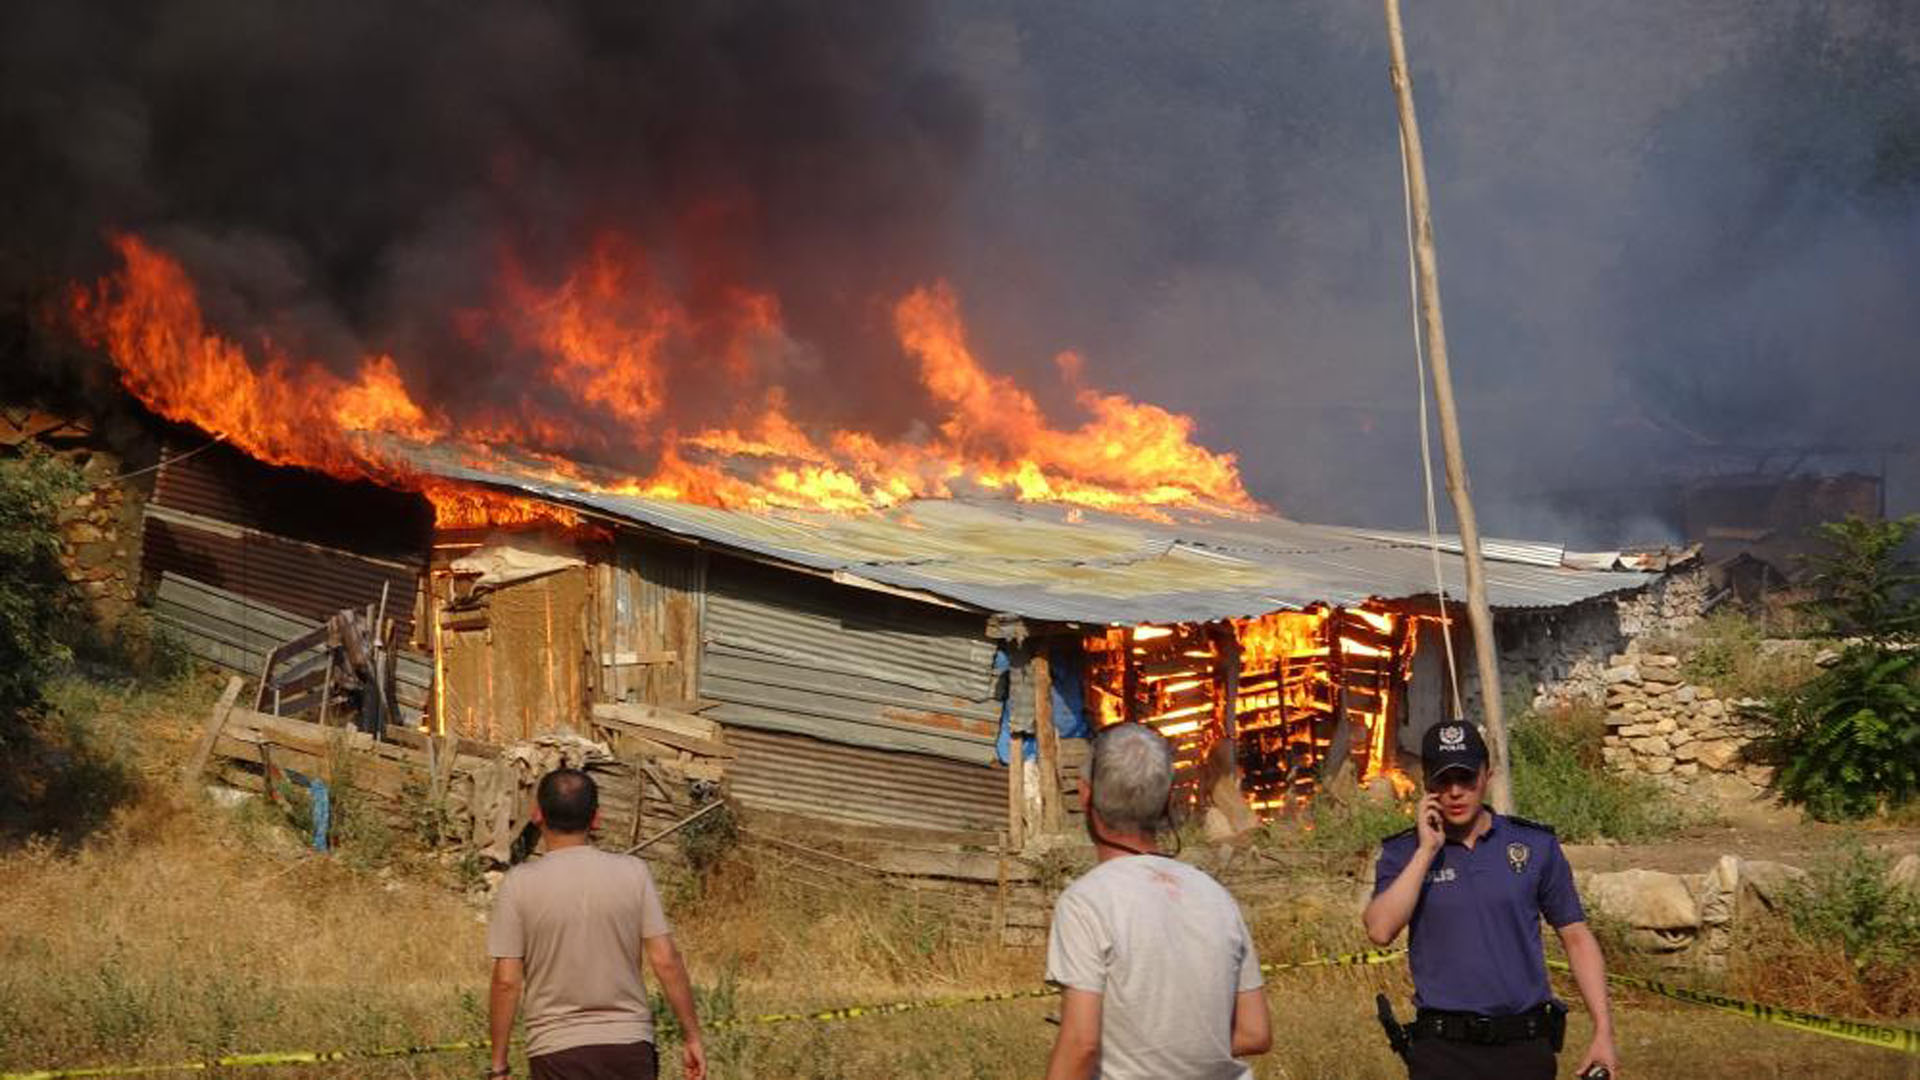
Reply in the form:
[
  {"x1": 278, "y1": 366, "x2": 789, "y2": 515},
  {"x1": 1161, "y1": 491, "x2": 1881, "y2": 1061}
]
[{"x1": 488, "y1": 769, "x2": 706, "y2": 1080}]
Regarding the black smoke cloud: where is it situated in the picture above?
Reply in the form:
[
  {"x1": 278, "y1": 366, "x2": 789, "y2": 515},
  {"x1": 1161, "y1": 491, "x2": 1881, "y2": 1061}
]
[
  {"x1": 6, "y1": 1, "x2": 1920, "y2": 542},
  {"x1": 0, "y1": 0, "x2": 980, "y2": 452}
]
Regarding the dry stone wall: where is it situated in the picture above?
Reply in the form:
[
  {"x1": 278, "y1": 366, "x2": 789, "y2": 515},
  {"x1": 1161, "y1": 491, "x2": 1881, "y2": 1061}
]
[
  {"x1": 1599, "y1": 649, "x2": 1776, "y2": 800},
  {"x1": 1487, "y1": 566, "x2": 1715, "y2": 718},
  {"x1": 1, "y1": 407, "x2": 151, "y2": 627}
]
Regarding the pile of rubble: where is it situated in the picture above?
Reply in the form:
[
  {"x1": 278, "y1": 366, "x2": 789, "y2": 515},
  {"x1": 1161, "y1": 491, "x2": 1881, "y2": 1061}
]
[{"x1": 1598, "y1": 651, "x2": 1776, "y2": 801}]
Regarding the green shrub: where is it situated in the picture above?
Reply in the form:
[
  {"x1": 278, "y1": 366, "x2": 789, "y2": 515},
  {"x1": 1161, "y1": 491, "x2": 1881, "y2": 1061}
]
[
  {"x1": 1510, "y1": 704, "x2": 1687, "y2": 842},
  {"x1": 1763, "y1": 515, "x2": 1920, "y2": 821},
  {"x1": 0, "y1": 446, "x2": 84, "y2": 727},
  {"x1": 1785, "y1": 841, "x2": 1920, "y2": 979},
  {"x1": 1766, "y1": 647, "x2": 1920, "y2": 821}
]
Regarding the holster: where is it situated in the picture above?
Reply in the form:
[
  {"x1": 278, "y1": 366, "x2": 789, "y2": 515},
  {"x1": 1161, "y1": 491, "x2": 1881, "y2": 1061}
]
[
  {"x1": 1375, "y1": 994, "x2": 1411, "y2": 1060},
  {"x1": 1545, "y1": 999, "x2": 1568, "y2": 1053}
]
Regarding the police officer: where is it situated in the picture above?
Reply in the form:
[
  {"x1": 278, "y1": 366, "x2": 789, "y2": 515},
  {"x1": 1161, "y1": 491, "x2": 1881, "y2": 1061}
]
[{"x1": 1363, "y1": 721, "x2": 1619, "y2": 1079}]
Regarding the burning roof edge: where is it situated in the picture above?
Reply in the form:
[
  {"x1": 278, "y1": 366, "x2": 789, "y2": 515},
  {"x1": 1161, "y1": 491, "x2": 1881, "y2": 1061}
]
[{"x1": 396, "y1": 447, "x2": 1670, "y2": 625}]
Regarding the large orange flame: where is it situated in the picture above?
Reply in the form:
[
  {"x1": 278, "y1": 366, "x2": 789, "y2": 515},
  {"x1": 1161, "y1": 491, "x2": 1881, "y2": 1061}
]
[{"x1": 67, "y1": 232, "x2": 1257, "y2": 526}]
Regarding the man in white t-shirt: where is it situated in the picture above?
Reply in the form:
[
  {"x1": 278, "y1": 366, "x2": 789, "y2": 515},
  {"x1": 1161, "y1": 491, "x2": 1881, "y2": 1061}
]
[{"x1": 1043, "y1": 723, "x2": 1272, "y2": 1080}]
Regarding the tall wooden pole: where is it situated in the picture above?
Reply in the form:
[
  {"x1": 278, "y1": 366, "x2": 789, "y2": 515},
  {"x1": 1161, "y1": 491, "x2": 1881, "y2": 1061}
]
[{"x1": 1384, "y1": 0, "x2": 1512, "y2": 813}]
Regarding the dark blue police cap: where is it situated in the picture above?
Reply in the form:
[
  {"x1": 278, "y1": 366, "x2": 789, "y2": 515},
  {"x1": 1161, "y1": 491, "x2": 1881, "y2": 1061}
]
[{"x1": 1420, "y1": 721, "x2": 1488, "y2": 784}]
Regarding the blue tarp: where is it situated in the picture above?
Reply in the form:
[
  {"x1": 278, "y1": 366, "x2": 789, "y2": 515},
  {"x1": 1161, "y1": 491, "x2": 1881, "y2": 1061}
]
[{"x1": 995, "y1": 645, "x2": 1091, "y2": 765}]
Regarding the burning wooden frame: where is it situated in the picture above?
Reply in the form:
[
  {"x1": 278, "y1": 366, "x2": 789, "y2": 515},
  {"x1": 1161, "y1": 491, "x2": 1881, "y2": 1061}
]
[{"x1": 1082, "y1": 603, "x2": 1423, "y2": 818}]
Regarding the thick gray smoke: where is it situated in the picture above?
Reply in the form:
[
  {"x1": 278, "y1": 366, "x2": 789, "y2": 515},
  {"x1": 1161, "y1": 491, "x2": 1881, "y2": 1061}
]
[
  {"x1": 934, "y1": 1, "x2": 1920, "y2": 543},
  {"x1": 5, "y1": 2, "x2": 1918, "y2": 543}
]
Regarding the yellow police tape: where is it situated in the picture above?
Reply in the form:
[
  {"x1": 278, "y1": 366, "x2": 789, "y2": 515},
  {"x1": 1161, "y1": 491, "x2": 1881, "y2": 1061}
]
[
  {"x1": 0, "y1": 948, "x2": 1406, "y2": 1079},
  {"x1": 704, "y1": 946, "x2": 1411, "y2": 1030},
  {"x1": 1545, "y1": 958, "x2": 1920, "y2": 1056},
  {"x1": 10, "y1": 946, "x2": 1913, "y2": 1078},
  {"x1": 0, "y1": 1040, "x2": 492, "y2": 1080}
]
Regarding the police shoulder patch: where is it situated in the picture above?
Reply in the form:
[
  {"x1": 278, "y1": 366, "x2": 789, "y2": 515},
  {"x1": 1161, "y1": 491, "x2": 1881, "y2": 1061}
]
[{"x1": 1504, "y1": 814, "x2": 1558, "y2": 836}]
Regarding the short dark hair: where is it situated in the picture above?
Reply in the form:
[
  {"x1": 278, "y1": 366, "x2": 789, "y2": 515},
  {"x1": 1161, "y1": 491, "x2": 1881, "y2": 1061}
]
[{"x1": 537, "y1": 768, "x2": 598, "y2": 834}]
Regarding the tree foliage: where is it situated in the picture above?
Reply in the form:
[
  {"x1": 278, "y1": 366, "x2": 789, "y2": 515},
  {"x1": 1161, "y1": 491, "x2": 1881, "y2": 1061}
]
[
  {"x1": 0, "y1": 446, "x2": 84, "y2": 726},
  {"x1": 1797, "y1": 514, "x2": 1920, "y2": 644},
  {"x1": 1766, "y1": 515, "x2": 1920, "y2": 821}
]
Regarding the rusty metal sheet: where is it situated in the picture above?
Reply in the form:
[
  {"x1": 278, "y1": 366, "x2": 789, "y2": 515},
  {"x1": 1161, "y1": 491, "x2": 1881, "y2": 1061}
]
[{"x1": 723, "y1": 725, "x2": 1003, "y2": 835}]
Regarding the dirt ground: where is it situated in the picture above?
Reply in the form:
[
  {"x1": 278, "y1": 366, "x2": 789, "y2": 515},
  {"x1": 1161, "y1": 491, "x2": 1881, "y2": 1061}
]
[
  {"x1": 1568, "y1": 820, "x2": 1920, "y2": 875},
  {"x1": 5, "y1": 675, "x2": 1918, "y2": 1079}
]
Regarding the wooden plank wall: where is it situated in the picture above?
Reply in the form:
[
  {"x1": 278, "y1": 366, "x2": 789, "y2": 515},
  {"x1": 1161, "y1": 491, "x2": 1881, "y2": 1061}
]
[
  {"x1": 438, "y1": 566, "x2": 592, "y2": 744},
  {"x1": 594, "y1": 536, "x2": 705, "y2": 708}
]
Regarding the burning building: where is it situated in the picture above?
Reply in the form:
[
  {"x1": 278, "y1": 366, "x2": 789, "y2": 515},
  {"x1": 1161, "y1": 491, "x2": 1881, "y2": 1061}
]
[
  {"x1": 137, "y1": 433, "x2": 1664, "y2": 842},
  {"x1": 63, "y1": 231, "x2": 1672, "y2": 843}
]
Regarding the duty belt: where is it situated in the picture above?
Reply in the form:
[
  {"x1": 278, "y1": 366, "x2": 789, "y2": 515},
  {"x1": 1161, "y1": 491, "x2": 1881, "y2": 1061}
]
[{"x1": 1412, "y1": 1003, "x2": 1561, "y2": 1046}]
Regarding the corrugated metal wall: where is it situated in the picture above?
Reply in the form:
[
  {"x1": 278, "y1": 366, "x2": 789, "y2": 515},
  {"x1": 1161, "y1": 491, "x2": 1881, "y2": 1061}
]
[
  {"x1": 152, "y1": 438, "x2": 430, "y2": 560},
  {"x1": 144, "y1": 440, "x2": 428, "y2": 638},
  {"x1": 700, "y1": 558, "x2": 1001, "y2": 765},
  {"x1": 145, "y1": 509, "x2": 421, "y2": 634},
  {"x1": 152, "y1": 572, "x2": 432, "y2": 723},
  {"x1": 724, "y1": 726, "x2": 1003, "y2": 834}
]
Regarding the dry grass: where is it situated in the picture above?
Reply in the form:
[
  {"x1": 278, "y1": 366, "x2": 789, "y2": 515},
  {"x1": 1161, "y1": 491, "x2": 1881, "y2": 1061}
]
[{"x1": 3, "y1": 674, "x2": 1918, "y2": 1079}]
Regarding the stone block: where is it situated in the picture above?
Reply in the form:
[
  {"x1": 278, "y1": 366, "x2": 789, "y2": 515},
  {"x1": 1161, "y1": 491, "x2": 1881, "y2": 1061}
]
[
  {"x1": 1643, "y1": 680, "x2": 1674, "y2": 697},
  {"x1": 1740, "y1": 765, "x2": 1776, "y2": 789},
  {"x1": 1740, "y1": 860, "x2": 1810, "y2": 919},
  {"x1": 1603, "y1": 665, "x2": 1642, "y2": 686},
  {"x1": 1609, "y1": 654, "x2": 1635, "y2": 668},
  {"x1": 1889, "y1": 855, "x2": 1920, "y2": 895},
  {"x1": 1674, "y1": 762, "x2": 1699, "y2": 776},
  {"x1": 1672, "y1": 736, "x2": 1697, "y2": 757},
  {"x1": 1694, "y1": 740, "x2": 1741, "y2": 772},
  {"x1": 1629, "y1": 736, "x2": 1671, "y2": 756},
  {"x1": 1674, "y1": 686, "x2": 1698, "y2": 705},
  {"x1": 1655, "y1": 717, "x2": 1677, "y2": 734},
  {"x1": 1617, "y1": 723, "x2": 1654, "y2": 738},
  {"x1": 1640, "y1": 653, "x2": 1682, "y2": 670},
  {"x1": 1642, "y1": 756, "x2": 1675, "y2": 775},
  {"x1": 1585, "y1": 869, "x2": 1701, "y2": 931},
  {"x1": 1644, "y1": 668, "x2": 1683, "y2": 687},
  {"x1": 1621, "y1": 700, "x2": 1648, "y2": 714},
  {"x1": 1699, "y1": 699, "x2": 1726, "y2": 718}
]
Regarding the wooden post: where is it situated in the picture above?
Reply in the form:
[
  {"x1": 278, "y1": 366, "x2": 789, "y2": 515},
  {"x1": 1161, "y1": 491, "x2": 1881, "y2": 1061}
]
[
  {"x1": 1383, "y1": 0, "x2": 1513, "y2": 813},
  {"x1": 1007, "y1": 736, "x2": 1026, "y2": 852},
  {"x1": 1034, "y1": 647, "x2": 1061, "y2": 833},
  {"x1": 182, "y1": 677, "x2": 245, "y2": 791},
  {"x1": 994, "y1": 829, "x2": 1011, "y2": 944}
]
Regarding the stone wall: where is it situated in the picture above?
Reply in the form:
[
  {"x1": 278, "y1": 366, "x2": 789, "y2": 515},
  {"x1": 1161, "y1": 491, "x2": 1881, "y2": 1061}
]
[
  {"x1": 0, "y1": 407, "x2": 153, "y2": 627},
  {"x1": 1465, "y1": 565, "x2": 1715, "y2": 720},
  {"x1": 1598, "y1": 649, "x2": 1776, "y2": 801}
]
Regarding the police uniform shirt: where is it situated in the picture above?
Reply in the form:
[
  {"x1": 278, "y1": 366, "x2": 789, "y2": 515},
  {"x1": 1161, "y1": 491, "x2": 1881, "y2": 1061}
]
[{"x1": 1372, "y1": 814, "x2": 1585, "y2": 1017}]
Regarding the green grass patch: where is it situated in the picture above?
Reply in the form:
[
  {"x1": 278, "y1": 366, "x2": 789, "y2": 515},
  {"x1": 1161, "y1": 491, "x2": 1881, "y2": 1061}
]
[{"x1": 1510, "y1": 703, "x2": 1689, "y2": 842}]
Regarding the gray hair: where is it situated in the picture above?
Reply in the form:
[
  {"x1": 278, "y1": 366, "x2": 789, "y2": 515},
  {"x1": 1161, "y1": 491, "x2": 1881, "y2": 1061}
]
[{"x1": 1089, "y1": 723, "x2": 1174, "y2": 834}]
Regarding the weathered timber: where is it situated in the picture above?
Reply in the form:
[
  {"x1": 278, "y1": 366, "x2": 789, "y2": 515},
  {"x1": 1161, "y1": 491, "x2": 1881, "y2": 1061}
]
[{"x1": 182, "y1": 677, "x2": 246, "y2": 791}]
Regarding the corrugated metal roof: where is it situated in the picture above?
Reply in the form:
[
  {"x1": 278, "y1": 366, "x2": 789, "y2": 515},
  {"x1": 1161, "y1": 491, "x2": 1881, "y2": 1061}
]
[{"x1": 395, "y1": 450, "x2": 1657, "y2": 624}]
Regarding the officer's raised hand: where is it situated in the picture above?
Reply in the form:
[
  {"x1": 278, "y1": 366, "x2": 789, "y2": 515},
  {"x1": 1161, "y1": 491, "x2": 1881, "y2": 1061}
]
[{"x1": 1415, "y1": 794, "x2": 1444, "y2": 853}]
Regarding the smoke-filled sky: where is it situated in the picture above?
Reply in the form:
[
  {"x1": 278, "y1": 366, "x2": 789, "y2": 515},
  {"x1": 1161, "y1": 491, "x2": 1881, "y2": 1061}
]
[{"x1": 4, "y1": 1, "x2": 1918, "y2": 543}]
